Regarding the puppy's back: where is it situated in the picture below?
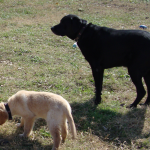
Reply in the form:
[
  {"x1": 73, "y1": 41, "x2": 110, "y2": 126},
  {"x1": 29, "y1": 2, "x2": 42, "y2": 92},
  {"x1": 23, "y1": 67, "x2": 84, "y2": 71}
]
[{"x1": 13, "y1": 90, "x2": 71, "y2": 118}]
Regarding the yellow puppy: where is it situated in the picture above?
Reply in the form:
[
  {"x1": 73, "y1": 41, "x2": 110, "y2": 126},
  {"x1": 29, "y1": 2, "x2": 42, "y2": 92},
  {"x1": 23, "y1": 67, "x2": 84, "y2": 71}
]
[{"x1": 0, "y1": 90, "x2": 76, "y2": 150}]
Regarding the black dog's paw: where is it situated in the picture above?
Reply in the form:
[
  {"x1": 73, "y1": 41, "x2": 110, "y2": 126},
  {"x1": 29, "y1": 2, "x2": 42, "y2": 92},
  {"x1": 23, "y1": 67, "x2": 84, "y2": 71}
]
[
  {"x1": 126, "y1": 104, "x2": 137, "y2": 108},
  {"x1": 120, "y1": 103, "x2": 125, "y2": 107},
  {"x1": 139, "y1": 103, "x2": 149, "y2": 107},
  {"x1": 94, "y1": 98, "x2": 101, "y2": 105}
]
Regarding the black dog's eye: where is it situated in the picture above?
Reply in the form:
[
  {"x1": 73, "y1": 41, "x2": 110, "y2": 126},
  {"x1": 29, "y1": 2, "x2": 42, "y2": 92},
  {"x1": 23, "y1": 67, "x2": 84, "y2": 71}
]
[
  {"x1": 60, "y1": 20, "x2": 67, "y2": 29},
  {"x1": 62, "y1": 24, "x2": 67, "y2": 29}
]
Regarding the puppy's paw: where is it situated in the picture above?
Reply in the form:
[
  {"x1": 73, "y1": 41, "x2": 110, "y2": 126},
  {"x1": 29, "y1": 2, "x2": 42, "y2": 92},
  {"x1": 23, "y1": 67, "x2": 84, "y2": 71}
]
[
  {"x1": 19, "y1": 134, "x2": 25, "y2": 137},
  {"x1": 19, "y1": 132, "x2": 32, "y2": 138},
  {"x1": 16, "y1": 123, "x2": 23, "y2": 127}
]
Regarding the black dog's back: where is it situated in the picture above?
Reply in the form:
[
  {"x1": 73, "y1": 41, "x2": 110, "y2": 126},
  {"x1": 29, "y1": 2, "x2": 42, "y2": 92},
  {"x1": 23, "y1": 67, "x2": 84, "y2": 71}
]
[{"x1": 77, "y1": 23, "x2": 150, "y2": 68}]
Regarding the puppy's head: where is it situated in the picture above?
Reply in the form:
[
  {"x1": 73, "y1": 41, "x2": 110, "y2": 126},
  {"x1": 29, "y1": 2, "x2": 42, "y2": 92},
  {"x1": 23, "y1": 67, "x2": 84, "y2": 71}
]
[
  {"x1": 51, "y1": 14, "x2": 87, "y2": 40},
  {"x1": 0, "y1": 103, "x2": 8, "y2": 125}
]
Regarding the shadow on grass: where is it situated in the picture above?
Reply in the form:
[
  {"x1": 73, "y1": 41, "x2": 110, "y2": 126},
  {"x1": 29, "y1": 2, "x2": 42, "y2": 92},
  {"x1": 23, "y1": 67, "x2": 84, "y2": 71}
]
[
  {"x1": 0, "y1": 118, "x2": 52, "y2": 150},
  {"x1": 0, "y1": 98, "x2": 147, "y2": 149},
  {"x1": 0, "y1": 135, "x2": 52, "y2": 150},
  {"x1": 71, "y1": 98, "x2": 147, "y2": 147}
]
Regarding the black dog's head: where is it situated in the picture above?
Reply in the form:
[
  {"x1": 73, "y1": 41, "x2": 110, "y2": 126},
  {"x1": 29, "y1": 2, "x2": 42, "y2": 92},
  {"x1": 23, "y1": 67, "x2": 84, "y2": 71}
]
[{"x1": 51, "y1": 14, "x2": 87, "y2": 40}]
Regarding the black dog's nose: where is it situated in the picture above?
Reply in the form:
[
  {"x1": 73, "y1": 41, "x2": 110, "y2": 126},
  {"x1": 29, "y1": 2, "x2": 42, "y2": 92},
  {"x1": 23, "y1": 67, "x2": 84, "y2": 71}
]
[{"x1": 51, "y1": 26, "x2": 54, "y2": 31}]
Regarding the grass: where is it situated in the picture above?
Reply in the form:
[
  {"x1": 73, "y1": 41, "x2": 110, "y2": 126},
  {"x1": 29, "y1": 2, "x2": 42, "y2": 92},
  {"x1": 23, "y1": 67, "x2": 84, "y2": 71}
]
[{"x1": 0, "y1": 0, "x2": 150, "y2": 149}]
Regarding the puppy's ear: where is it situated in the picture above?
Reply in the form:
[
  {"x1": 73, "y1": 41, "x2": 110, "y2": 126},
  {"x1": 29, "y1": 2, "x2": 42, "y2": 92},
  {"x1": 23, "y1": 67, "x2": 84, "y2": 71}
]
[{"x1": 0, "y1": 109, "x2": 8, "y2": 125}]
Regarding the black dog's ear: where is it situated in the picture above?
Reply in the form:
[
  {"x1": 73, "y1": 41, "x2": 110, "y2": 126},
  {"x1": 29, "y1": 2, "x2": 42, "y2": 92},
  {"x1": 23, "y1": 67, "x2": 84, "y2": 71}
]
[
  {"x1": 71, "y1": 17, "x2": 87, "y2": 34},
  {"x1": 80, "y1": 19, "x2": 87, "y2": 25},
  {"x1": 72, "y1": 17, "x2": 81, "y2": 28}
]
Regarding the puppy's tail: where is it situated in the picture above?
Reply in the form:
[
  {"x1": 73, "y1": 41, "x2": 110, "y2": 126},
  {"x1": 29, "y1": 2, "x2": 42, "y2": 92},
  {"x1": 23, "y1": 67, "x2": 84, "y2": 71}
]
[{"x1": 66, "y1": 109, "x2": 77, "y2": 139}]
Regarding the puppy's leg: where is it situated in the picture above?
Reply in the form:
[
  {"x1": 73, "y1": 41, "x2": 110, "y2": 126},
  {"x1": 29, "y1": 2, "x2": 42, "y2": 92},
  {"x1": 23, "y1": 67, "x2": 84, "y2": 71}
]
[
  {"x1": 20, "y1": 116, "x2": 36, "y2": 137},
  {"x1": 16, "y1": 117, "x2": 24, "y2": 127},
  {"x1": 128, "y1": 67, "x2": 146, "y2": 108},
  {"x1": 61, "y1": 119, "x2": 68, "y2": 143},
  {"x1": 48, "y1": 123, "x2": 61, "y2": 150},
  {"x1": 90, "y1": 62, "x2": 104, "y2": 105},
  {"x1": 47, "y1": 114, "x2": 61, "y2": 150}
]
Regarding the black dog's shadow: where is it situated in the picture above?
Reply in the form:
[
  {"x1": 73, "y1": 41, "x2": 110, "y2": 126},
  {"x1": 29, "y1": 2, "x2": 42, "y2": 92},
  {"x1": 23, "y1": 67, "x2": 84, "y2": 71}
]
[
  {"x1": 0, "y1": 98, "x2": 147, "y2": 149},
  {"x1": 71, "y1": 98, "x2": 147, "y2": 146}
]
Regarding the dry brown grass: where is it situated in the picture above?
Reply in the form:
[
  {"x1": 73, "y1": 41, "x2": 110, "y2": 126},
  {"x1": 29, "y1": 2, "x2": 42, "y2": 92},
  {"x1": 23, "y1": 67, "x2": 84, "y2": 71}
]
[{"x1": 0, "y1": 0, "x2": 150, "y2": 149}]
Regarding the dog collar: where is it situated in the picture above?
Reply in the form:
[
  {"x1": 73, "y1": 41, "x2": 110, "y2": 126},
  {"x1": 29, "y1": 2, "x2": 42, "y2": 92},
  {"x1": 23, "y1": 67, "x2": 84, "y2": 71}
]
[
  {"x1": 74, "y1": 24, "x2": 88, "y2": 42},
  {"x1": 4, "y1": 103, "x2": 12, "y2": 120}
]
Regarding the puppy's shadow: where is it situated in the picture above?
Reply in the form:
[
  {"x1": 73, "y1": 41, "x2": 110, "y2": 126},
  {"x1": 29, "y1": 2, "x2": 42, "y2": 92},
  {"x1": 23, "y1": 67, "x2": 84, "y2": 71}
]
[
  {"x1": 71, "y1": 97, "x2": 147, "y2": 146},
  {"x1": 0, "y1": 132, "x2": 52, "y2": 150},
  {"x1": 0, "y1": 118, "x2": 52, "y2": 150}
]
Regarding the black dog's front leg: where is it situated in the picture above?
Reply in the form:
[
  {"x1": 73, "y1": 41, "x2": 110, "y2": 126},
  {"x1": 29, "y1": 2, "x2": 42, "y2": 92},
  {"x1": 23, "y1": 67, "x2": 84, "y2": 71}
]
[{"x1": 90, "y1": 64, "x2": 104, "y2": 105}]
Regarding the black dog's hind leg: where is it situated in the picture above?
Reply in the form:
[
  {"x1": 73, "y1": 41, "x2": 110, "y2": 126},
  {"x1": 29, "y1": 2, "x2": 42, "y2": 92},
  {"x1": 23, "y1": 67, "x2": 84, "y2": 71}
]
[
  {"x1": 90, "y1": 63, "x2": 104, "y2": 105},
  {"x1": 128, "y1": 67, "x2": 146, "y2": 108},
  {"x1": 142, "y1": 71, "x2": 150, "y2": 106}
]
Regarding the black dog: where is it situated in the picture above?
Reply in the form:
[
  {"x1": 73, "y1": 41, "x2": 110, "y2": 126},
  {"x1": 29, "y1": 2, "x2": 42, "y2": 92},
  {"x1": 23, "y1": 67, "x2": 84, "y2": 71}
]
[{"x1": 51, "y1": 14, "x2": 150, "y2": 108}]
